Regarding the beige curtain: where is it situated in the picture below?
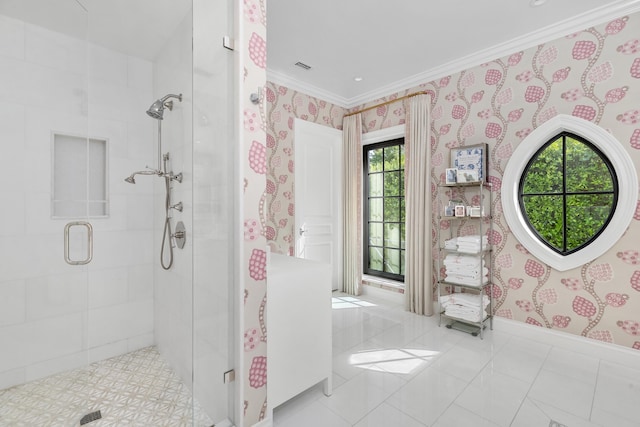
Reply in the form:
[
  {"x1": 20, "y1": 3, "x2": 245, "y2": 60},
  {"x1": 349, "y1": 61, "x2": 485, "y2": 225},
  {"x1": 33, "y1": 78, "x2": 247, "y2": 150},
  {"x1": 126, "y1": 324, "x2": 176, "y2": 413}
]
[
  {"x1": 342, "y1": 113, "x2": 363, "y2": 295},
  {"x1": 404, "y1": 94, "x2": 433, "y2": 315}
]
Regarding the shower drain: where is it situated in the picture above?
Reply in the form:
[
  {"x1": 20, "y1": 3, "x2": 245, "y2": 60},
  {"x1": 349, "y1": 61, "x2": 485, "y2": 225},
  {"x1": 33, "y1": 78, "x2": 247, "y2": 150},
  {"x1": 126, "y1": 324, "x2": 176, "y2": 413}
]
[{"x1": 80, "y1": 410, "x2": 102, "y2": 425}]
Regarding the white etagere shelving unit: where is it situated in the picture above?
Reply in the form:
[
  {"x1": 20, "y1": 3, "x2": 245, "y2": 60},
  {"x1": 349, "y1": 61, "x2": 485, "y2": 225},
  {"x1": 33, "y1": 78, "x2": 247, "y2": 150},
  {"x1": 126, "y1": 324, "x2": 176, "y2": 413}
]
[{"x1": 436, "y1": 181, "x2": 493, "y2": 339}]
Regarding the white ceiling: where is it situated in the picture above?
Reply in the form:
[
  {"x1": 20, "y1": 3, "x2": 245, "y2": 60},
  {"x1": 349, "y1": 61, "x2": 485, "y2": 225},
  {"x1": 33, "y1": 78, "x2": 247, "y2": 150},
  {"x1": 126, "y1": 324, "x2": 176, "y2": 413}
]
[
  {"x1": 267, "y1": 0, "x2": 640, "y2": 107},
  {"x1": 4, "y1": 0, "x2": 640, "y2": 109},
  {"x1": 0, "y1": 0, "x2": 191, "y2": 61}
]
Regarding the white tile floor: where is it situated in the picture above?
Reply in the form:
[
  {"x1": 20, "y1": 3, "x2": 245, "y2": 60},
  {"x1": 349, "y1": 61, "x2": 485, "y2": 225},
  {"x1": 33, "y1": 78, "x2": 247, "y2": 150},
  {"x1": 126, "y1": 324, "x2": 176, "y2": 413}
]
[
  {"x1": 0, "y1": 346, "x2": 213, "y2": 427},
  {"x1": 273, "y1": 293, "x2": 640, "y2": 427}
]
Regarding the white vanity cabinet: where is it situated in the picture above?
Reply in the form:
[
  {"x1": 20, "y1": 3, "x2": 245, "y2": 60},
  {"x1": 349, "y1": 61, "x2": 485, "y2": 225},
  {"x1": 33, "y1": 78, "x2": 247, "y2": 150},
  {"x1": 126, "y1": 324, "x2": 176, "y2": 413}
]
[{"x1": 267, "y1": 254, "x2": 332, "y2": 410}]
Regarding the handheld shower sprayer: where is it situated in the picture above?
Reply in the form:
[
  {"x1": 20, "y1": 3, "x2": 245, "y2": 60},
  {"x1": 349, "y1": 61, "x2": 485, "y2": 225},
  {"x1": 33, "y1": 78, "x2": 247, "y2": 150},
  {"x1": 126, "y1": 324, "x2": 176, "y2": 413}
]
[{"x1": 124, "y1": 168, "x2": 160, "y2": 184}]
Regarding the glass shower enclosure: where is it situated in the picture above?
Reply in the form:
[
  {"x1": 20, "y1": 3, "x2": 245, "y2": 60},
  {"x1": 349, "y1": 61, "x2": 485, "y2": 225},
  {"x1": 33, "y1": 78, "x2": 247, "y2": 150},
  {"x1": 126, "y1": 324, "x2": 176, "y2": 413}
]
[{"x1": 0, "y1": 0, "x2": 235, "y2": 425}]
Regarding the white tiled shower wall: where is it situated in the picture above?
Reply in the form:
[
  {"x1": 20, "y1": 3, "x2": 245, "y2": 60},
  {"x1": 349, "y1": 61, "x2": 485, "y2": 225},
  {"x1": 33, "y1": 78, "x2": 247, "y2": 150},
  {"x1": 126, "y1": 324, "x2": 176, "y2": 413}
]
[{"x1": 0, "y1": 13, "x2": 156, "y2": 389}]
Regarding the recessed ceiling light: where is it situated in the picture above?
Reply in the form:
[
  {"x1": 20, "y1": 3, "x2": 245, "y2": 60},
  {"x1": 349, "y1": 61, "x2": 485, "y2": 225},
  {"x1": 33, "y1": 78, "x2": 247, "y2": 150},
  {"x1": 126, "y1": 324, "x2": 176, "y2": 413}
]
[
  {"x1": 530, "y1": 0, "x2": 547, "y2": 6},
  {"x1": 354, "y1": 76, "x2": 363, "y2": 82}
]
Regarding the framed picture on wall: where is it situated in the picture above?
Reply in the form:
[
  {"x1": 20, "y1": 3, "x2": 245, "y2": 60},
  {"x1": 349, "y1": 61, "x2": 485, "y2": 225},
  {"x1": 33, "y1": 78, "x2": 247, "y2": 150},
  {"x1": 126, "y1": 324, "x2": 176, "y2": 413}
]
[{"x1": 450, "y1": 143, "x2": 488, "y2": 182}]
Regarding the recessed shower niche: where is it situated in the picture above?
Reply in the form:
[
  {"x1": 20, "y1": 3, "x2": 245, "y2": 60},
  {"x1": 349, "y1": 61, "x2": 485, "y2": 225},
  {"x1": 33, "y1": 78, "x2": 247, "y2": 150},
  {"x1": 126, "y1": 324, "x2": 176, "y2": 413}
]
[{"x1": 52, "y1": 132, "x2": 108, "y2": 218}]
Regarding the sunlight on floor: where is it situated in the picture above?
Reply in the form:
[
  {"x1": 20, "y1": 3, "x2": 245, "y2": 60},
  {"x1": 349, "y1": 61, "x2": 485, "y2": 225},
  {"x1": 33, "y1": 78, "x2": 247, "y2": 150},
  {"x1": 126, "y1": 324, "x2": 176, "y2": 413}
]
[
  {"x1": 331, "y1": 296, "x2": 439, "y2": 375},
  {"x1": 349, "y1": 347, "x2": 440, "y2": 375},
  {"x1": 332, "y1": 296, "x2": 377, "y2": 309}
]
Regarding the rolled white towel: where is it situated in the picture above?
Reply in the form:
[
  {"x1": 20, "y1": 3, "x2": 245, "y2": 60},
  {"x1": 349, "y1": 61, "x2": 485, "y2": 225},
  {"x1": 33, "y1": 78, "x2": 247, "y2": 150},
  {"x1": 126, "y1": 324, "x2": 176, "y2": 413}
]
[
  {"x1": 445, "y1": 308, "x2": 486, "y2": 322},
  {"x1": 440, "y1": 293, "x2": 489, "y2": 308},
  {"x1": 445, "y1": 275, "x2": 489, "y2": 287},
  {"x1": 445, "y1": 266, "x2": 488, "y2": 276},
  {"x1": 445, "y1": 271, "x2": 488, "y2": 281},
  {"x1": 443, "y1": 254, "x2": 483, "y2": 265},
  {"x1": 444, "y1": 237, "x2": 458, "y2": 248},
  {"x1": 458, "y1": 235, "x2": 488, "y2": 244},
  {"x1": 443, "y1": 262, "x2": 484, "y2": 271},
  {"x1": 456, "y1": 247, "x2": 482, "y2": 254}
]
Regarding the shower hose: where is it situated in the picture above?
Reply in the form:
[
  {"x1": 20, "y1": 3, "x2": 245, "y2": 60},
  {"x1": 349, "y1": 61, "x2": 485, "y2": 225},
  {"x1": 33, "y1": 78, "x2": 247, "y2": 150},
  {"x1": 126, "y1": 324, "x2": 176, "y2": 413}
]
[{"x1": 160, "y1": 174, "x2": 174, "y2": 270}]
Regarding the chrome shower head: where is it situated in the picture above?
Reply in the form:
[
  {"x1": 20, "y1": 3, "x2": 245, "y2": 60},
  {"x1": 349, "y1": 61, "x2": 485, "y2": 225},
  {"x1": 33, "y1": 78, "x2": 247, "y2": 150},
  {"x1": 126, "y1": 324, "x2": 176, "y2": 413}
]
[
  {"x1": 124, "y1": 175, "x2": 136, "y2": 184},
  {"x1": 146, "y1": 93, "x2": 183, "y2": 120},
  {"x1": 146, "y1": 99, "x2": 165, "y2": 120}
]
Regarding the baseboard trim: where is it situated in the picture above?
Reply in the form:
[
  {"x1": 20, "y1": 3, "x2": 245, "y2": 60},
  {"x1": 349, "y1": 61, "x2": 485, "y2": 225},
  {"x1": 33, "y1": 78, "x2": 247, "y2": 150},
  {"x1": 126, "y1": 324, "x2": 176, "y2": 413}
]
[
  {"x1": 251, "y1": 417, "x2": 272, "y2": 427},
  {"x1": 362, "y1": 284, "x2": 405, "y2": 305},
  {"x1": 493, "y1": 317, "x2": 640, "y2": 369}
]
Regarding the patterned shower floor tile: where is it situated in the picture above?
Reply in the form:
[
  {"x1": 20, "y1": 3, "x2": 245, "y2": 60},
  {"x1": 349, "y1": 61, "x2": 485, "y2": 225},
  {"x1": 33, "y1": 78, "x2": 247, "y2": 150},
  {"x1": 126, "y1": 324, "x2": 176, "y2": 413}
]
[{"x1": 0, "y1": 346, "x2": 213, "y2": 427}]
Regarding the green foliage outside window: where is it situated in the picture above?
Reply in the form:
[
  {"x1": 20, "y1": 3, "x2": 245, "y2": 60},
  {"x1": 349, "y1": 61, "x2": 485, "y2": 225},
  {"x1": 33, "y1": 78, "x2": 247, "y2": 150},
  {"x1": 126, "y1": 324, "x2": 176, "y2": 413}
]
[
  {"x1": 364, "y1": 139, "x2": 405, "y2": 281},
  {"x1": 519, "y1": 132, "x2": 617, "y2": 255}
]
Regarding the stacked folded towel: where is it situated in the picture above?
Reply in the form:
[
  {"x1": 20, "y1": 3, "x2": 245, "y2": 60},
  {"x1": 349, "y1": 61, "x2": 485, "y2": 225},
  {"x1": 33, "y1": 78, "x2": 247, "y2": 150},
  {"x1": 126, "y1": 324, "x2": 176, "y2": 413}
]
[
  {"x1": 442, "y1": 254, "x2": 488, "y2": 286},
  {"x1": 440, "y1": 293, "x2": 490, "y2": 322},
  {"x1": 444, "y1": 237, "x2": 458, "y2": 250},
  {"x1": 456, "y1": 235, "x2": 488, "y2": 253}
]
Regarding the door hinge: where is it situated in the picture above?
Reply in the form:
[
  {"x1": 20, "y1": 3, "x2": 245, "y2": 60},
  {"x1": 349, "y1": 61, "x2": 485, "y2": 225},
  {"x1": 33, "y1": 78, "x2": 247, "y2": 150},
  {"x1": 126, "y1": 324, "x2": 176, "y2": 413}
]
[
  {"x1": 222, "y1": 36, "x2": 235, "y2": 51},
  {"x1": 223, "y1": 369, "x2": 236, "y2": 383}
]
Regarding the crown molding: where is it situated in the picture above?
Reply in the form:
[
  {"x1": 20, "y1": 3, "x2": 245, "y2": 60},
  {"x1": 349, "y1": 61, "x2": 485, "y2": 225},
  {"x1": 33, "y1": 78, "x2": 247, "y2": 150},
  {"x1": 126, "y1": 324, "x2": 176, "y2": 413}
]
[
  {"x1": 266, "y1": 68, "x2": 351, "y2": 107},
  {"x1": 267, "y1": 0, "x2": 640, "y2": 109}
]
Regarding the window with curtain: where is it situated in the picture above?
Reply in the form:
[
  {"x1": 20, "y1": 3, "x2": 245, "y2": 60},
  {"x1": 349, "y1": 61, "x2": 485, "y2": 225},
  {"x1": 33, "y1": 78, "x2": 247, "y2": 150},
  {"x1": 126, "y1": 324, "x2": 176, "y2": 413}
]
[{"x1": 363, "y1": 138, "x2": 405, "y2": 281}]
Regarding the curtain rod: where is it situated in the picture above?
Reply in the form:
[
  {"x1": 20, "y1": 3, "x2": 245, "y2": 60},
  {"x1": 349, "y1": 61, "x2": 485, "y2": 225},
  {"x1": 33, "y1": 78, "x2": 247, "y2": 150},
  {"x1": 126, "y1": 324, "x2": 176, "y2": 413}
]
[{"x1": 344, "y1": 91, "x2": 429, "y2": 118}]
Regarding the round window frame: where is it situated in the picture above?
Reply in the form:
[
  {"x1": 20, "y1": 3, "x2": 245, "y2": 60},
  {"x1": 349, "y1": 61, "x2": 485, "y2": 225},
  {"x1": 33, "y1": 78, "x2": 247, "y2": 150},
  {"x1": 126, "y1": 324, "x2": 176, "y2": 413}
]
[
  {"x1": 502, "y1": 115, "x2": 638, "y2": 271},
  {"x1": 518, "y1": 131, "x2": 618, "y2": 256}
]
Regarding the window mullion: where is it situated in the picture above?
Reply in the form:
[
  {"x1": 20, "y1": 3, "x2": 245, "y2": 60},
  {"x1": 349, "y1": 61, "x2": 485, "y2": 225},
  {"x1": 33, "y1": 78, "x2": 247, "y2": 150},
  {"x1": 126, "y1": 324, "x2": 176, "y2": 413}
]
[{"x1": 562, "y1": 134, "x2": 568, "y2": 253}]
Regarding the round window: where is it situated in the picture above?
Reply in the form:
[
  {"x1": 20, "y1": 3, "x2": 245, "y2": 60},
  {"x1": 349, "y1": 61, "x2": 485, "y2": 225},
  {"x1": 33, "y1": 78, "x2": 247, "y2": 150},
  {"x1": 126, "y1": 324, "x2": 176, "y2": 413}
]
[
  {"x1": 502, "y1": 115, "x2": 637, "y2": 271},
  {"x1": 519, "y1": 132, "x2": 617, "y2": 256}
]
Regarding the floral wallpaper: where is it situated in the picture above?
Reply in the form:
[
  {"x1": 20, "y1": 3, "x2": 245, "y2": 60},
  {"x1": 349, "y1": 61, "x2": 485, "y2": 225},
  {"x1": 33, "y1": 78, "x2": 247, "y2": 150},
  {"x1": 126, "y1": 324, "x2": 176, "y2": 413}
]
[
  {"x1": 264, "y1": 82, "x2": 346, "y2": 256},
  {"x1": 241, "y1": 0, "x2": 268, "y2": 425},
  {"x1": 266, "y1": 12, "x2": 640, "y2": 351}
]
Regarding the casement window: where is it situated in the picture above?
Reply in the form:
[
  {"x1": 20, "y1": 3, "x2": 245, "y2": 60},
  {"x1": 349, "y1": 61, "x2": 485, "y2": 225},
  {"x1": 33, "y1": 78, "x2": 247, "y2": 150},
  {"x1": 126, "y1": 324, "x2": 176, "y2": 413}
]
[{"x1": 363, "y1": 138, "x2": 405, "y2": 281}]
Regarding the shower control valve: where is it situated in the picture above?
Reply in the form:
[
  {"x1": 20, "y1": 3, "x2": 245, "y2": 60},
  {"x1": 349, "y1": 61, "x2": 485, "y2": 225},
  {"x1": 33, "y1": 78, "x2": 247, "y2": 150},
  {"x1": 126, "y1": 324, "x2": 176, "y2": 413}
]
[
  {"x1": 171, "y1": 172, "x2": 183, "y2": 183},
  {"x1": 173, "y1": 221, "x2": 186, "y2": 249}
]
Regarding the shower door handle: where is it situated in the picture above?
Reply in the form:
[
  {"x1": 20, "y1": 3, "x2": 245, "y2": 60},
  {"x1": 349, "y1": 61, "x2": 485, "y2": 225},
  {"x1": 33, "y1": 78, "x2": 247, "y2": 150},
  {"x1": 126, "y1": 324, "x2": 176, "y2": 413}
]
[{"x1": 64, "y1": 221, "x2": 93, "y2": 265}]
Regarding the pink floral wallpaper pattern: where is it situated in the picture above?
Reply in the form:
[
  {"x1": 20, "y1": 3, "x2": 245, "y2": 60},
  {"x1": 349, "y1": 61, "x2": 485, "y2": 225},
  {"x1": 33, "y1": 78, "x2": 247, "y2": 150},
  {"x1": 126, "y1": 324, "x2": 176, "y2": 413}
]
[
  {"x1": 266, "y1": 12, "x2": 640, "y2": 351},
  {"x1": 242, "y1": 0, "x2": 268, "y2": 425}
]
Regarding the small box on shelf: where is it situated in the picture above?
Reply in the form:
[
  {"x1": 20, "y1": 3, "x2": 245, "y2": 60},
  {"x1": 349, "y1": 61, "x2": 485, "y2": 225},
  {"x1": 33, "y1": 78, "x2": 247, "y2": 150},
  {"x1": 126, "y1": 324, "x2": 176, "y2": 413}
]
[
  {"x1": 468, "y1": 206, "x2": 483, "y2": 217},
  {"x1": 445, "y1": 168, "x2": 457, "y2": 185},
  {"x1": 444, "y1": 205, "x2": 454, "y2": 217},
  {"x1": 456, "y1": 169, "x2": 479, "y2": 183}
]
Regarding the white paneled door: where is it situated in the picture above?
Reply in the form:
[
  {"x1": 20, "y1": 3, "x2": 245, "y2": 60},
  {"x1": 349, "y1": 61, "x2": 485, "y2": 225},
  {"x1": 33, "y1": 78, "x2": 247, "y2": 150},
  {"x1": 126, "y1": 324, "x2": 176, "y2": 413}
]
[{"x1": 294, "y1": 119, "x2": 343, "y2": 291}]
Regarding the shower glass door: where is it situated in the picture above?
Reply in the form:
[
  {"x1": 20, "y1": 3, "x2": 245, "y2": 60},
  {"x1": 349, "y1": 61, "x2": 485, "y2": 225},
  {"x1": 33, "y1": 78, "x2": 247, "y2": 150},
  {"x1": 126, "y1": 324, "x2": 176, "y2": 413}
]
[
  {"x1": 0, "y1": 0, "x2": 94, "y2": 424},
  {"x1": 192, "y1": 0, "x2": 236, "y2": 424}
]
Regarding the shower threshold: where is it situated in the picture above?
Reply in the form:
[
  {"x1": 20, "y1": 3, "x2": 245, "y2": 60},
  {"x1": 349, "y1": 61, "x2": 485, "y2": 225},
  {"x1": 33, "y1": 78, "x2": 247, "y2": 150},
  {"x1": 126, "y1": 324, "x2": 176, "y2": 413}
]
[{"x1": 0, "y1": 346, "x2": 213, "y2": 427}]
